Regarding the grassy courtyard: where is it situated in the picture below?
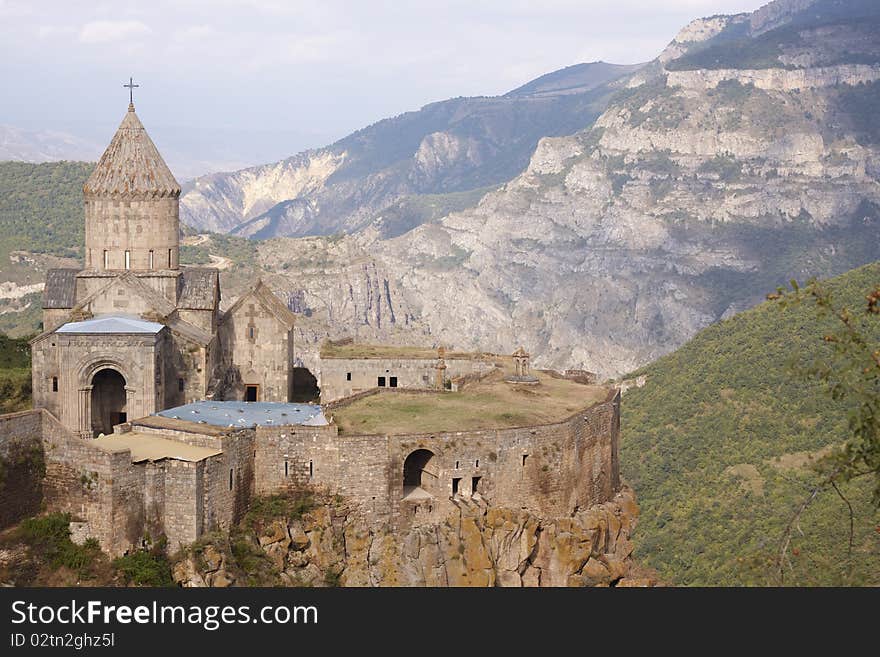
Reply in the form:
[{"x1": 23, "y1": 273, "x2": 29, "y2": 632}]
[{"x1": 331, "y1": 371, "x2": 608, "y2": 435}]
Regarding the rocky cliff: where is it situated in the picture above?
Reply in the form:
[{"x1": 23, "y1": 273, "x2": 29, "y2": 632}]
[
  {"x1": 180, "y1": 62, "x2": 642, "y2": 238},
  {"x1": 210, "y1": 0, "x2": 880, "y2": 380},
  {"x1": 171, "y1": 487, "x2": 649, "y2": 587}
]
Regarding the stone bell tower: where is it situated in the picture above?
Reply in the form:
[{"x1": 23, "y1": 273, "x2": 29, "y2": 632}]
[{"x1": 81, "y1": 95, "x2": 181, "y2": 301}]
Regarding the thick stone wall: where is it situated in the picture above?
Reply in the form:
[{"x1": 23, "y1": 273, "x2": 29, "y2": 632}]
[
  {"x1": 254, "y1": 389, "x2": 621, "y2": 528},
  {"x1": 1, "y1": 386, "x2": 620, "y2": 555},
  {"x1": 320, "y1": 357, "x2": 496, "y2": 402},
  {"x1": 0, "y1": 410, "x2": 44, "y2": 529},
  {"x1": 254, "y1": 425, "x2": 346, "y2": 495},
  {"x1": 162, "y1": 460, "x2": 201, "y2": 553},
  {"x1": 131, "y1": 422, "x2": 255, "y2": 539},
  {"x1": 39, "y1": 410, "x2": 134, "y2": 554},
  {"x1": 202, "y1": 432, "x2": 255, "y2": 532}
]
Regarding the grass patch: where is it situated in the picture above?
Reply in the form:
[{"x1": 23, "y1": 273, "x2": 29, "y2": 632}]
[
  {"x1": 333, "y1": 371, "x2": 607, "y2": 435},
  {"x1": 243, "y1": 490, "x2": 318, "y2": 528}
]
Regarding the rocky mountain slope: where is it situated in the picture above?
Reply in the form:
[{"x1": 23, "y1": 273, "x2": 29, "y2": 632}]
[
  {"x1": 180, "y1": 62, "x2": 642, "y2": 238},
  {"x1": 0, "y1": 126, "x2": 101, "y2": 163},
  {"x1": 3, "y1": 0, "x2": 879, "y2": 384},
  {"x1": 245, "y1": 0, "x2": 880, "y2": 379}
]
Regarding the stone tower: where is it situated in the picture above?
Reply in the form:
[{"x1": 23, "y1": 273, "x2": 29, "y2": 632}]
[{"x1": 82, "y1": 102, "x2": 181, "y2": 300}]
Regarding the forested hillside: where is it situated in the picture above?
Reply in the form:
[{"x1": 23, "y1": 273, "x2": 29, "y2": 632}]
[
  {"x1": 0, "y1": 334, "x2": 31, "y2": 413},
  {"x1": 0, "y1": 161, "x2": 93, "y2": 259},
  {"x1": 621, "y1": 261, "x2": 880, "y2": 585}
]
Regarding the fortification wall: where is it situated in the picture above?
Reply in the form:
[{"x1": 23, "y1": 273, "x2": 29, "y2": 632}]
[
  {"x1": 162, "y1": 459, "x2": 201, "y2": 552},
  {"x1": 254, "y1": 389, "x2": 621, "y2": 528},
  {"x1": 0, "y1": 410, "x2": 44, "y2": 529},
  {"x1": 319, "y1": 357, "x2": 495, "y2": 402},
  {"x1": 40, "y1": 410, "x2": 138, "y2": 554},
  {"x1": 0, "y1": 387, "x2": 620, "y2": 554}
]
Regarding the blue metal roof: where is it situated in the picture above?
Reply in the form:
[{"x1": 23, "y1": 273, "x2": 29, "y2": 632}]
[
  {"x1": 154, "y1": 400, "x2": 328, "y2": 428},
  {"x1": 56, "y1": 314, "x2": 164, "y2": 334}
]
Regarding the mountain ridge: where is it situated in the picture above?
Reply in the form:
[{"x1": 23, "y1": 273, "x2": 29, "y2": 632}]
[{"x1": 180, "y1": 61, "x2": 645, "y2": 237}]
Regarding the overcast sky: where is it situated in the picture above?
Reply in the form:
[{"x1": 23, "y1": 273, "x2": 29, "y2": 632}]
[{"x1": 0, "y1": 0, "x2": 769, "y2": 175}]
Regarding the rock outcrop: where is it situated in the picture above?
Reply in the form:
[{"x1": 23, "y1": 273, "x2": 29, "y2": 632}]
[{"x1": 171, "y1": 487, "x2": 648, "y2": 587}]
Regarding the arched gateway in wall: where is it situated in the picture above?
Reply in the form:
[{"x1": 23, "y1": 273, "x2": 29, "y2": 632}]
[{"x1": 403, "y1": 449, "x2": 438, "y2": 499}]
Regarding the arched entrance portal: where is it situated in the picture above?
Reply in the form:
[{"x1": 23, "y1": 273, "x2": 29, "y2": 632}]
[
  {"x1": 291, "y1": 367, "x2": 320, "y2": 403},
  {"x1": 91, "y1": 369, "x2": 127, "y2": 437},
  {"x1": 403, "y1": 449, "x2": 437, "y2": 499}
]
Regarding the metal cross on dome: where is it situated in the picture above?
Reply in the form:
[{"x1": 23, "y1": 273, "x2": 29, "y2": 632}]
[{"x1": 124, "y1": 77, "x2": 139, "y2": 104}]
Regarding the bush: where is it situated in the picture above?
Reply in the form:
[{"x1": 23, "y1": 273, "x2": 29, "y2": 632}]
[
  {"x1": 17, "y1": 513, "x2": 101, "y2": 577},
  {"x1": 113, "y1": 549, "x2": 174, "y2": 587}
]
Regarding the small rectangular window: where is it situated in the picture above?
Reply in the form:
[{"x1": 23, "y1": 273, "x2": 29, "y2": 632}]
[
  {"x1": 248, "y1": 326, "x2": 255, "y2": 339},
  {"x1": 178, "y1": 378, "x2": 185, "y2": 392},
  {"x1": 229, "y1": 468, "x2": 234, "y2": 490},
  {"x1": 284, "y1": 461, "x2": 289, "y2": 477},
  {"x1": 475, "y1": 459, "x2": 480, "y2": 468},
  {"x1": 346, "y1": 372, "x2": 351, "y2": 381},
  {"x1": 124, "y1": 250, "x2": 130, "y2": 269},
  {"x1": 168, "y1": 248, "x2": 173, "y2": 268},
  {"x1": 52, "y1": 376, "x2": 58, "y2": 392},
  {"x1": 377, "y1": 376, "x2": 386, "y2": 387},
  {"x1": 452, "y1": 477, "x2": 461, "y2": 495},
  {"x1": 148, "y1": 250, "x2": 154, "y2": 269},
  {"x1": 389, "y1": 376, "x2": 398, "y2": 388},
  {"x1": 522, "y1": 454, "x2": 528, "y2": 467},
  {"x1": 455, "y1": 460, "x2": 459, "y2": 469},
  {"x1": 309, "y1": 459, "x2": 314, "y2": 478},
  {"x1": 103, "y1": 250, "x2": 109, "y2": 269},
  {"x1": 472, "y1": 476, "x2": 482, "y2": 493}
]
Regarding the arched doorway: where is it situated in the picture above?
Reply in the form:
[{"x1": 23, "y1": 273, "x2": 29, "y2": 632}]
[
  {"x1": 91, "y1": 369, "x2": 127, "y2": 436},
  {"x1": 291, "y1": 367, "x2": 320, "y2": 403},
  {"x1": 403, "y1": 449, "x2": 437, "y2": 499}
]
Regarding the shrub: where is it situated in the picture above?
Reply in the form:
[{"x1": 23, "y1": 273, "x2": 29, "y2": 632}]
[
  {"x1": 113, "y1": 549, "x2": 174, "y2": 587},
  {"x1": 17, "y1": 513, "x2": 101, "y2": 577}
]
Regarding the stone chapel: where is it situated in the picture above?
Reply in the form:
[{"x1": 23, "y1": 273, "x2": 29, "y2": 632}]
[{"x1": 30, "y1": 100, "x2": 300, "y2": 439}]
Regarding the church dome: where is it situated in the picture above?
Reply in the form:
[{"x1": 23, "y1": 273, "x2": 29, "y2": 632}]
[{"x1": 83, "y1": 104, "x2": 180, "y2": 199}]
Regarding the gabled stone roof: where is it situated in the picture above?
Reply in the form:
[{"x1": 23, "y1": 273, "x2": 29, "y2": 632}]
[
  {"x1": 42, "y1": 268, "x2": 79, "y2": 309},
  {"x1": 221, "y1": 280, "x2": 295, "y2": 329},
  {"x1": 167, "y1": 315, "x2": 213, "y2": 347},
  {"x1": 83, "y1": 104, "x2": 180, "y2": 199},
  {"x1": 68, "y1": 272, "x2": 177, "y2": 320},
  {"x1": 178, "y1": 267, "x2": 220, "y2": 310}
]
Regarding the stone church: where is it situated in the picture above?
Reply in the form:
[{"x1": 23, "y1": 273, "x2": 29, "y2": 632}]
[{"x1": 31, "y1": 100, "x2": 300, "y2": 439}]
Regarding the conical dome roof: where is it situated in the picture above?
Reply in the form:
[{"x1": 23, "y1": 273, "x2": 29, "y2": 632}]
[{"x1": 83, "y1": 104, "x2": 180, "y2": 198}]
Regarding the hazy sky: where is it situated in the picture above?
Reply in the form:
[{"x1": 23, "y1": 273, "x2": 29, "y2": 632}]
[{"x1": 0, "y1": 0, "x2": 769, "y2": 174}]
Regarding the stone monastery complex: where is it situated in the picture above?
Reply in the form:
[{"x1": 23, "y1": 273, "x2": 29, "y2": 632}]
[{"x1": 0, "y1": 99, "x2": 622, "y2": 557}]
